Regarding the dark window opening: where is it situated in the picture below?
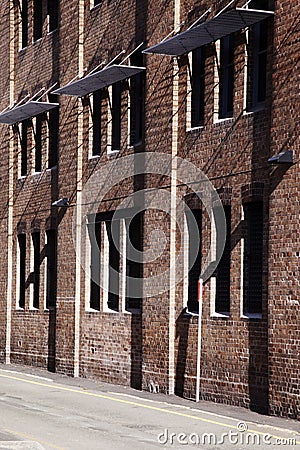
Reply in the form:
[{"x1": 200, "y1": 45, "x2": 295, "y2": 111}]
[
  {"x1": 48, "y1": 94, "x2": 59, "y2": 168},
  {"x1": 107, "y1": 220, "x2": 120, "y2": 311},
  {"x1": 249, "y1": 0, "x2": 274, "y2": 11},
  {"x1": 47, "y1": 0, "x2": 58, "y2": 32},
  {"x1": 88, "y1": 221, "x2": 101, "y2": 310},
  {"x1": 215, "y1": 205, "x2": 231, "y2": 314},
  {"x1": 252, "y1": 21, "x2": 268, "y2": 106},
  {"x1": 219, "y1": 34, "x2": 234, "y2": 119},
  {"x1": 92, "y1": 90, "x2": 102, "y2": 156},
  {"x1": 187, "y1": 209, "x2": 202, "y2": 313},
  {"x1": 33, "y1": 0, "x2": 43, "y2": 41},
  {"x1": 32, "y1": 232, "x2": 40, "y2": 309},
  {"x1": 247, "y1": 0, "x2": 273, "y2": 110},
  {"x1": 111, "y1": 82, "x2": 121, "y2": 150},
  {"x1": 34, "y1": 115, "x2": 43, "y2": 172},
  {"x1": 126, "y1": 213, "x2": 143, "y2": 311},
  {"x1": 130, "y1": 52, "x2": 144, "y2": 146},
  {"x1": 243, "y1": 202, "x2": 263, "y2": 314},
  {"x1": 20, "y1": 0, "x2": 28, "y2": 48},
  {"x1": 46, "y1": 229, "x2": 57, "y2": 309},
  {"x1": 191, "y1": 47, "x2": 205, "y2": 127},
  {"x1": 18, "y1": 234, "x2": 26, "y2": 309},
  {"x1": 20, "y1": 119, "x2": 28, "y2": 176}
]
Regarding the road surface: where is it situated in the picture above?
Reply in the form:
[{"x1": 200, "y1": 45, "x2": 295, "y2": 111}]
[{"x1": 0, "y1": 365, "x2": 299, "y2": 449}]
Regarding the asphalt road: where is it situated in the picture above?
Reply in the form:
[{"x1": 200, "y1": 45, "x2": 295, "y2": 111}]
[{"x1": 0, "y1": 365, "x2": 299, "y2": 449}]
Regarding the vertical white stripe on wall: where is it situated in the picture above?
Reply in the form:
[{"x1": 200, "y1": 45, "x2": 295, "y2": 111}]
[
  {"x1": 169, "y1": 0, "x2": 181, "y2": 395},
  {"x1": 240, "y1": 205, "x2": 245, "y2": 317},
  {"x1": 74, "y1": 0, "x2": 85, "y2": 377},
  {"x1": 243, "y1": 30, "x2": 249, "y2": 112},
  {"x1": 5, "y1": 0, "x2": 15, "y2": 364}
]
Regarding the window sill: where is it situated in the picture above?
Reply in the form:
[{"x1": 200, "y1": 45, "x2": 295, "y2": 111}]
[
  {"x1": 18, "y1": 46, "x2": 28, "y2": 54},
  {"x1": 32, "y1": 37, "x2": 43, "y2": 45},
  {"x1": 243, "y1": 104, "x2": 266, "y2": 115},
  {"x1": 103, "y1": 307, "x2": 119, "y2": 314},
  {"x1": 85, "y1": 308, "x2": 101, "y2": 313},
  {"x1": 128, "y1": 141, "x2": 144, "y2": 150},
  {"x1": 90, "y1": 3, "x2": 102, "y2": 11},
  {"x1": 31, "y1": 172, "x2": 46, "y2": 181},
  {"x1": 122, "y1": 308, "x2": 141, "y2": 315},
  {"x1": 210, "y1": 312, "x2": 230, "y2": 318},
  {"x1": 107, "y1": 149, "x2": 120, "y2": 157},
  {"x1": 186, "y1": 125, "x2": 204, "y2": 133},
  {"x1": 214, "y1": 116, "x2": 234, "y2": 125},
  {"x1": 29, "y1": 307, "x2": 39, "y2": 312},
  {"x1": 184, "y1": 309, "x2": 199, "y2": 317},
  {"x1": 47, "y1": 29, "x2": 58, "y2": 37},
  {"x1": 15, "y1": 307, "x2": 25, "y2": 311},
  {"x1": 88, "y1": 154, "x2": 101, "y2": 161},
  {"x1": 241, "y1": 313, "x2": 262, "y2": 320},
  {"x1": 46, "y1": 165, "x2": 57, "y2": 172}
]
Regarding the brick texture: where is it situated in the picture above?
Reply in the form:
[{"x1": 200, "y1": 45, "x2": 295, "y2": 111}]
[{"x1": 0, "y1": 0, "x2": 298, "y2": 419}]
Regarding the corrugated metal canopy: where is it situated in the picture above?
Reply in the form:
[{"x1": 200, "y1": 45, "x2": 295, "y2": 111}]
[
  {"x1": 143, "y1": 8, "x2": 273, "y2": 56},
  {"x1": 0, "y1": 101, "x2": 59, "y2": 125},
  {"x1": 52, "y1": 64, "x2": 146, "y2": 97}
]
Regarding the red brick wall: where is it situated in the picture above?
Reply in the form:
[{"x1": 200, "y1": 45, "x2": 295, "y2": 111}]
[
  {"x1": 0, "y1": 0, "x2": 298, "y2": 419},
  {"x1": 268, "y1": 0, "x2": 300, "y2": 418},
  {"x1": 0, "y1": 0, "x2": 11, "y2": 362}
]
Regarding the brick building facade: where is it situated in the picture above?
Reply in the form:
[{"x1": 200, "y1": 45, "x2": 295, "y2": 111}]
[{"x1": 0, "y1": 0, "x2": 299, "y2": 418}]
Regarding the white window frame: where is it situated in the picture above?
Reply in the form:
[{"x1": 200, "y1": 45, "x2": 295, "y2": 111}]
[
  {"x1": 43, "y1": 231, "x2": 48, "y2": 310},
  {"x1": 186, "y1": 49, "x2": 205, "y2": 131},
  {"x1": 85, "y1": 217, "x2": 141, "y2": 314},
  {"x1": 29, "y1": 233, "x2": 36, "y2": 309},
  {"x1": 240, "y1": 203, "x2": 263, "y2": 320},
  {"x1": 210, "y1": 206, "x2": 231, "y2": 318},
  {"x1": 107, "y1": 84, "x2": 121, "y2": 155},
  {"x1": 90, "y1": 0, "x2": 102, "y2": 10},
  {"x1": 16, "y1": 234, "x2": 26, "y2": 310}
]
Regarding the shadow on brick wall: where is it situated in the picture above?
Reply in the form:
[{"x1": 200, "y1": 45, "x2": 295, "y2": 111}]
[
  {"x1": 47, "y1": 3, "x2": 61, "y2": 373},
  {"x1": 247, "y1": 17, "x2": 273, "y2": 414},
  {"x1": 130, "y1": 313, "x2": 142, "y2": 389},
  {"x1": 129, "y1": 0, "x2": 148, "y2": 391},
  {"x1": 175, "y1": 309, "x2": 191, "y2": 397}
]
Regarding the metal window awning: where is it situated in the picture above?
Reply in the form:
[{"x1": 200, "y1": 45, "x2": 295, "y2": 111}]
[
  {"x1": 268, "y1": 150, "x2": 294, "y2": 164},
  {"x1": 0, "y1": 100, "x2": 59, "y2": 125},
  {"x1": 143, "y1": 8, "x2": 274, "y2": 56},
  {"x1": 52, "y1": 64, "x2": 146, "y2": 97}
]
